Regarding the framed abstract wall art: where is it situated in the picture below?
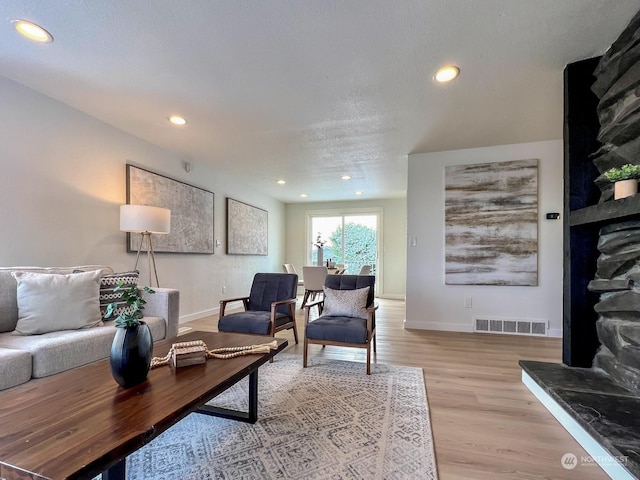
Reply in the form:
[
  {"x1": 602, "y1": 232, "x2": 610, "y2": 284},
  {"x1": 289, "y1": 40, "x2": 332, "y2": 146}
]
[
  {"x1": 126, "y1": 164, "x2": 214, "y2": 254},
  {"x1": 444, "y1": 159, "x2": 538, "y2": 286},
  {"x1": 226, "y1": 198, "x2": 268, "y2": 255}
]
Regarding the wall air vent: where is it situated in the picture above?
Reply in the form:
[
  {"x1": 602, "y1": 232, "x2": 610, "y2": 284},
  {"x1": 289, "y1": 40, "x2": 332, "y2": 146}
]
[{"x1": 474, "y1": 316, "x2": 548, "y2": 336}]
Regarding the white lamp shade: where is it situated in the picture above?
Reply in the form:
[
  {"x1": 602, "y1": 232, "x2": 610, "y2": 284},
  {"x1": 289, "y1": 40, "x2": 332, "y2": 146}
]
[{"x1": 120, "y1": 205, "x2": 171, "y2": 234}]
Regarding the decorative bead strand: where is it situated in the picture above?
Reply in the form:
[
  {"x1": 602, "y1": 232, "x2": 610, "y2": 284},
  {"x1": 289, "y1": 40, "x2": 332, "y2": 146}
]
[
  {"x1": 149, "y1": 340, "x2": 278, "y2": 369},
  {"x1": 206, "y1": 341, "x2": 278, "y2": 354},
  {"x1": 150, "y1": 350, "x2": 173, "y2": 368}
]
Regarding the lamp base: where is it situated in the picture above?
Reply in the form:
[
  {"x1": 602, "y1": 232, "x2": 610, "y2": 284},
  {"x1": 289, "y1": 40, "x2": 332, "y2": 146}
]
[{"x1": 133, "y1": 232, "x2": 160, "y2": 287}]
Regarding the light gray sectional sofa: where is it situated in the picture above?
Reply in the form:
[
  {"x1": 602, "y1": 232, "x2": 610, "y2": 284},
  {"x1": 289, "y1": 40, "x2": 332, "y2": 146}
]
[{"x1": 0, "y1": 265, "x2": 180, "y2": 391}]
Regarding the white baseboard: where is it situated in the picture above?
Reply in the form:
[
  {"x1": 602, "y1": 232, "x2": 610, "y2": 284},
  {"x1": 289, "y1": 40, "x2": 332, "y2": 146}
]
[
  {"x1": 403, "y1": 320, "x2": 473, "y2": 332},
  {"x1": 377, "y1": 294, "x2": 405, "y2": 300},
  {"x1": 548, "y1": 328, "x2": 562, "y2": 338},
  {"x1": 180, "y1": 309, "x2": 217, "y2": 324},
  {"x1": 179, "y1": 301, "x2": 244, "y2": 324},
  {"x1": 522, "y1": 370, "x2": 634, "y2": 479}
]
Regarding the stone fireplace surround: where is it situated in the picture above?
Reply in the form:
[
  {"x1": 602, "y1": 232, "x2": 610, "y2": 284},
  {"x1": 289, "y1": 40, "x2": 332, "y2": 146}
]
[{"x1": 521, "y1": 9, "x2": 640, "y2": 480}]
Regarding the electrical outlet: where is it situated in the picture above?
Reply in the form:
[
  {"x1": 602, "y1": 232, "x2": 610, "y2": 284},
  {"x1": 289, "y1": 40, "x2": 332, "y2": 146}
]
[
  {"x1": 464, "y1": 297, "x2": 472, "y2": 308},
  {"x1": 222, "y1": 286, "x2": 227, "y2": 294}
]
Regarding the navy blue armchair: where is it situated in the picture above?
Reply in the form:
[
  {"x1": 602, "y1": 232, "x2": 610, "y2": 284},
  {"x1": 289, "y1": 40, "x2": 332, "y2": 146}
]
[
  {"x1": 218, "y1": 273, "x2": 299, "y2": 344},
  {"x1": 303, "y1": 275, "x2": 377, "y2": 374}
]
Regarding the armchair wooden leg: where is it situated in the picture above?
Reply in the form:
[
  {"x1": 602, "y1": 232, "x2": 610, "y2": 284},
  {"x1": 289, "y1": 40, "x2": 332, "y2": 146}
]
[
  {"x1": 289, "y1": 304, "x2": 299, "y2": 344},
  {"x1": 373, "y1": 333, "x2": 376, "y2": 352},
  {"x1": 366, "y1": 343, "x2": 371, "y2": 375},
  {"x1": 303, "y1": 336, "x2": 308, "y2": 368}
]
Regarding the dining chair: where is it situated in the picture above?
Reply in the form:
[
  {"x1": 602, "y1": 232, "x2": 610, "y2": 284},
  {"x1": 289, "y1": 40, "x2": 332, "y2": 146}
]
[
  {"x1": 303, "y1": 274, "x2": 377, "y2": 374},
  {"x1": 358, "y1": 265, "x2": 372, "y2": 275},
  {"x1": 283, "y1": 264, "x2": 304, "y2": 286},
  {"x1": 283, "y1": 264, "x2": 295, "y2": 274},
  {"x1": 301, "y1": 266, "x2": 328, "y2": 309}
]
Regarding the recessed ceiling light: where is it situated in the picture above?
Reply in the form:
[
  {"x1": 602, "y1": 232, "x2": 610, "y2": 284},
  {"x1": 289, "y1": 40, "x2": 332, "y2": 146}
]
[
  {"x1": 300, "y1": 193, "x2": 308, "y2": 198},
  {"x1": 276, "y1": 179, "x2": 286, "y2": 185},
  {"x1": 12, "y1": 20, "x2": 53, "y2": 43},
  {"x1": 341, "y1": 175, "x2": 352, "y2": 180},
  {"x1": 434, "y1": 65, "x2": 460, "y2": 83},
  {"x1": 355, "y1": 191, "x2": 363, "y2": 195},
  {"x1": 168, "y1": 115, "x2": 187, "y2": 126}
]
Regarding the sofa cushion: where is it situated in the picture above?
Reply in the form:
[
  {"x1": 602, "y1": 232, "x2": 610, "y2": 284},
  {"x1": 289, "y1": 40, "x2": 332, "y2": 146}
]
[
  {"x1": 0, "y1": 316, "x2": 166, "y2": 378},
  {"x1": 144, "y1": 316, "x2": 167, "y2": 346},
  {"x1": 12, "y1": 270, "x2": 103, "y2": 335},
  {"x1": 322, "y1": 286, "x2": 370, "y2": 319},
  {"x1": 0, "y1": 265, "x2": 112, "y2": 333},
  {"x1": 0, "y1": 348, "x2": 31, "y2": 391}
]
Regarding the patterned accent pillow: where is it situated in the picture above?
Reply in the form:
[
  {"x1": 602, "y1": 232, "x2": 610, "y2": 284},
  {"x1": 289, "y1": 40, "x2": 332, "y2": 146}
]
[
  {"x1": 322, "y1": 286, "x2": 370, "y2": 319},
  {"x1": 99, "y1": 271, "x2": 139, "y2": 320}
]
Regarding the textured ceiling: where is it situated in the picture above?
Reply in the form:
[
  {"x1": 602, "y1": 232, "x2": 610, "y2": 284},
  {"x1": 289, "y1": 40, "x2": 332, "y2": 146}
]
[{"x1": 0, "y1": 1, "x2": 638, "y2": 202}]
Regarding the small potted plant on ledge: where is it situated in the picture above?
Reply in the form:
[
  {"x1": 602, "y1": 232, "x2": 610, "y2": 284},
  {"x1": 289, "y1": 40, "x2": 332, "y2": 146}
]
[
  {"x1": 604, "y1": 164, "x2": 640, "y2": 200},
  {"x1": 105, "y1": 281, "x2": 155, "y2": 388}
]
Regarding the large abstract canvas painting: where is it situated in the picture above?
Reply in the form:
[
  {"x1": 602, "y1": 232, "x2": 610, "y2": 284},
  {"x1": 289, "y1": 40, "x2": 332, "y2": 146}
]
[
  {"x1": 226, "y1": 198, "x2": 268, "y2": 255},
  {"x1": 445, "y1": 159, "x2": 538, "y2": 286},
  {"x1": 127, "y1": 165, "x2": 214, "y2": 254}
]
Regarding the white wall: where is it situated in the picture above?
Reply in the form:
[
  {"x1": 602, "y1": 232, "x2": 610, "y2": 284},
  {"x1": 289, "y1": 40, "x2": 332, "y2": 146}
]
[
  {"x1": 0, "y1": 76, "x2": 285, "y2": 322},
  {"x1": 406, "y1": 140, "x2": 563, "y2": 336},
  {"x1": 285, "y1": 198, "x2": 407, "y2": 298}
]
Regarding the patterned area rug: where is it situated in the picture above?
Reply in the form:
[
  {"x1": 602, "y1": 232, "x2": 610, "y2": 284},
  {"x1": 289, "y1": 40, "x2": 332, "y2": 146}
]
[{"x1": 126, "y1": 354, "x2": 438, "y2": 479}]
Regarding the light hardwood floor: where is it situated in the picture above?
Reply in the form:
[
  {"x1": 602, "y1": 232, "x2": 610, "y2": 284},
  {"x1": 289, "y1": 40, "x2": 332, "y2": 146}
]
[{"x1": 184, "y1": 298, "x2": 607, "y2": 480}]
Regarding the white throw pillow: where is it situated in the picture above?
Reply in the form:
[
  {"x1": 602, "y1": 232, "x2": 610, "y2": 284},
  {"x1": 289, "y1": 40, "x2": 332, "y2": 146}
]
[
  {"x1": 322, "y1": 286, "x2": 370, "y2": 318},
  {"x1": 11, "y1": 270, "x2": 103, "y2": 335}
]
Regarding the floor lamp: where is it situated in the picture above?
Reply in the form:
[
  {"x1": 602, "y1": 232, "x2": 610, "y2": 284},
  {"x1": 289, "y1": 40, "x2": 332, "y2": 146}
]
[{"x1": 120, "y1": 205, "x2": 171, "y2": 287}]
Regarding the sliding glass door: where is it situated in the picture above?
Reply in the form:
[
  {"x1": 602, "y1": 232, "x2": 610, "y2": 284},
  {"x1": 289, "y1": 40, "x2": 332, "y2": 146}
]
[{"x1": 309, "y1": 212, "x2": 379, "y2": 276}]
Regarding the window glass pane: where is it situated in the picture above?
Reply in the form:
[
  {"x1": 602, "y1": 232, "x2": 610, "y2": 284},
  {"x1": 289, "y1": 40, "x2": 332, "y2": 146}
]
[
  {"x1": 342, "y1": 215, "x2": 377, "y2": 274},
  {"x1": 311, "y1": 216, "x2": 342, "y2": 265}
]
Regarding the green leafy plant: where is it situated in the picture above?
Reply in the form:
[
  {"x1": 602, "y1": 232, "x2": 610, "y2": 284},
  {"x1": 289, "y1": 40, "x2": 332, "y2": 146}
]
[
  {"x1": 603, "y1": 164, "x2": 640, "y2": 182},
  {"x1": 329, "y1": 223, "x2": 377, "y2": 275},
  {"x1": 105, "y1": 281, "x2": 155, "y2": 328}
]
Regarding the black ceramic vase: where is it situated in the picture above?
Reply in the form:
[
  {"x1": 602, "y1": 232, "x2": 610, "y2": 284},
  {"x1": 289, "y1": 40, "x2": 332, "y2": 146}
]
[{"x1": 110, "y1": 322, "x2": 153, "y2": 388}]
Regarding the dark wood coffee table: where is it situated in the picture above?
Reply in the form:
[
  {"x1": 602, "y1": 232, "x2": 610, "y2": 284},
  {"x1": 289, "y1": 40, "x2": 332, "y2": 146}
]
[{"x1": 0, "y1": 331, "x2": 288, "y2": 480}]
